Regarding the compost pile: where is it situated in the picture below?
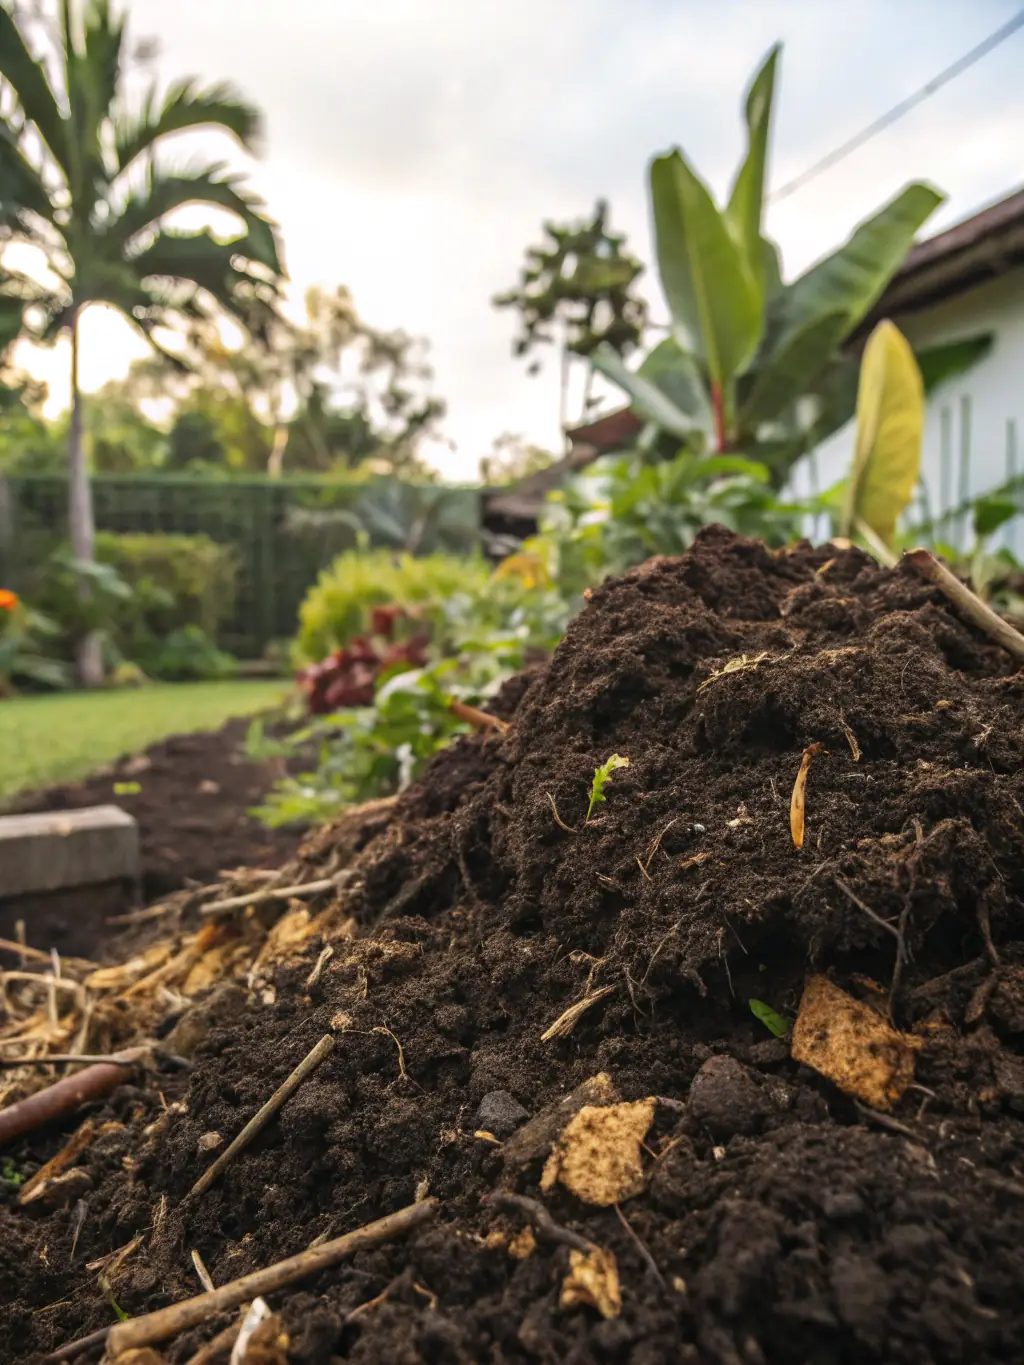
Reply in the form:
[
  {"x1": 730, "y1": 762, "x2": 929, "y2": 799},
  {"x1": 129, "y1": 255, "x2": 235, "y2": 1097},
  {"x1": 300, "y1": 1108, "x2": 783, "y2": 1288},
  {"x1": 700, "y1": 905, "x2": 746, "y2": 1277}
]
[{"x1": 4, "y1": 525, "x2": 1024, "y2": 1365}]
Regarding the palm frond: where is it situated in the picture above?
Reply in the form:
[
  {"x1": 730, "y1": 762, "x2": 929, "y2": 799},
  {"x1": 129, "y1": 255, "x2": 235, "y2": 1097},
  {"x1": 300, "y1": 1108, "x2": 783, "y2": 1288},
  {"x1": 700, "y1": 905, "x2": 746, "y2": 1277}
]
[
  {"x1": 65, "y1": 0, "x2": 126, "y2": 195},
  {"x1": 0, "y1": 3, "x2": 70, "y2": 183},
  {"x1": 128, "y1": 226, "x2": 283, "y2": 334},
  {"x1": 113, "y1": 78, "x2": 262, "y2": 177},
  {"x1": 0, "y1": 120, "x2": 56, "y2": 228},
  {"x1": 108, "y1": 162, "x2": 281, "y2": 274}
]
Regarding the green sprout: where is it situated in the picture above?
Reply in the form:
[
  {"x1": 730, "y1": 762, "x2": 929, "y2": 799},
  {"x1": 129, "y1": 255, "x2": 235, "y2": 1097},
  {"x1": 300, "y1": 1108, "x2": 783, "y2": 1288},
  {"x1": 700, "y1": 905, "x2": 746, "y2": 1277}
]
[
  {"x1": 113, "y1": 782, "x2": 141, "y2": 797},
  {"x1": 0, "y1": 1157, "x2": 25, "y2": 1189},
  {"x1": 586, "y1": 754, "x2": 630, "y2": 824},
  {"x1": 749, "y1": 998, "x2": 790, "y2": 1038}
]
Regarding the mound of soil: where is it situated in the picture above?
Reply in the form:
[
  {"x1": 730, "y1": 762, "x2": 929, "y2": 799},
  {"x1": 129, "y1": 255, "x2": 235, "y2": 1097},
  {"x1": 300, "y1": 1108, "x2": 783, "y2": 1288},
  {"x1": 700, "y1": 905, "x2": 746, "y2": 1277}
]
[
  {"x1": 16, "y1": 718, "x2": 303, "y2": 899},
  {"x1": 6, "y1": 526, "x2": 1024, "y2": 1365}
]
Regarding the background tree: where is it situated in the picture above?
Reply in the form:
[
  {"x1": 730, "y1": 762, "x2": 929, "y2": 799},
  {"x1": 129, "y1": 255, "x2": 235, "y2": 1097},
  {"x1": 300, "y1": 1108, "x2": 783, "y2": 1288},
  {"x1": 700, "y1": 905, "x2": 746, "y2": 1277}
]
[
  {"x1": 0, "y1": 0, "x2": 284, "y2": 681},
  {"x1": 493, "y1": 199, "x2": 648, "y2": 442},
  {"x1": 136, "y1": 286, "x2": 446, "y2": 479},
  {"x1": 478, "y1": 431, "x2": 555, "y2": 486}
]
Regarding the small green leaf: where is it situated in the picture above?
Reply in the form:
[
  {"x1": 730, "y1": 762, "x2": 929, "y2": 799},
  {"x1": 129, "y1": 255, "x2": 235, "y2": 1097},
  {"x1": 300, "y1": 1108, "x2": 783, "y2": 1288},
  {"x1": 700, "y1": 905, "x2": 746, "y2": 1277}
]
[
  {"x1": 585, "y1": 753, "x2": 630, "y2": 824},
  {"x1": 113, "y1": 781, "x2": 142, "y2": 796},
  {"x1": 749, "y1": 998, "x2": 790, "y2": 1038},
  {"x1": 973, "y1": 496, "x2": 1017, "y2": 540}
]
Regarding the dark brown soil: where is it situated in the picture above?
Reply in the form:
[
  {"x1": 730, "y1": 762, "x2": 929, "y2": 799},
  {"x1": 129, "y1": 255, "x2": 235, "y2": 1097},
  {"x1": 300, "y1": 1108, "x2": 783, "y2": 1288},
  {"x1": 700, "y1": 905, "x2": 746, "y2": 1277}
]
[
  {"x1": 6, "y1": 526, "x2": 1024, "y2": 1365},
  {"x1": 14, "y1": 718, "x2": 303, "y2": 900}
]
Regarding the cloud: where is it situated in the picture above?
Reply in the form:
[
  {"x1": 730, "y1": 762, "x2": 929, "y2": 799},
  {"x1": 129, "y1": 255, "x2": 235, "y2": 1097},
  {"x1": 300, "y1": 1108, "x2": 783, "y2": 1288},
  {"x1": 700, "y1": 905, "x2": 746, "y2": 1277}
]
[{"x1": 21, "y1": 0, "x2": 1024, "y2": 478}]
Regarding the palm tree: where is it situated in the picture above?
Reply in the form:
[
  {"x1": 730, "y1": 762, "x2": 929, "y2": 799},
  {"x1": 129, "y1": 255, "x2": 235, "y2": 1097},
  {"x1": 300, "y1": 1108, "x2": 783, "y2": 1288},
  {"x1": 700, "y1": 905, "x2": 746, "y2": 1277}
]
[{"x1": 0, "y1": 0, "x2": 285, "y2": 682}]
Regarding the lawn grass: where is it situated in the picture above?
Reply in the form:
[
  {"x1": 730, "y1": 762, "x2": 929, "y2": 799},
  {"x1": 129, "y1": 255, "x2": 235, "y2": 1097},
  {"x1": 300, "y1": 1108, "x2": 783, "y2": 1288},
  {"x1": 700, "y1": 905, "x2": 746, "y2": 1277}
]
[{"x1": 0, "y1": 680, "x2": 288, "y2": 802}]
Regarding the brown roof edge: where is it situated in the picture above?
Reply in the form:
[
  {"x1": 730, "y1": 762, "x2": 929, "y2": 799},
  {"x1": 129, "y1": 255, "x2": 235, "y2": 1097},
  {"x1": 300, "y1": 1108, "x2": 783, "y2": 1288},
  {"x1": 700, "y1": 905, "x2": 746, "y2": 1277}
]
[
  {"x1": 895, "y1": 186, "x2": 1024, "y2": 279},
  {"x1": 566, "y1": 406, "x2": 643, "y2": 452}
]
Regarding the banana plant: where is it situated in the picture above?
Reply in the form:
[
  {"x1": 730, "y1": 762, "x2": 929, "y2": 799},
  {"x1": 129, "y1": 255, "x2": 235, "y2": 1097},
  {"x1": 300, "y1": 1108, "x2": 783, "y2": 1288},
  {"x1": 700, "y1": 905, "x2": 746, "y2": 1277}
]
[{"x1": 592, "y1": 45, "x2": 990, "y2": 486}]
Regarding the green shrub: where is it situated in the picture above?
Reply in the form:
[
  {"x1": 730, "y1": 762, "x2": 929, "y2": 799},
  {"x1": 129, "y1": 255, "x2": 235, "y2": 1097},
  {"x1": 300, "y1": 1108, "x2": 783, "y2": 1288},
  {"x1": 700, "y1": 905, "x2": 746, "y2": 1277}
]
[
  {"x1": 136, "y1": 625, "x2": 238, "y2": 682},
  {"x1": 294, "y1": 549, "x2": 492, "y2": 665},
  {"x1": 95, "y1": 532, "x2": 238, "y2": 645}
]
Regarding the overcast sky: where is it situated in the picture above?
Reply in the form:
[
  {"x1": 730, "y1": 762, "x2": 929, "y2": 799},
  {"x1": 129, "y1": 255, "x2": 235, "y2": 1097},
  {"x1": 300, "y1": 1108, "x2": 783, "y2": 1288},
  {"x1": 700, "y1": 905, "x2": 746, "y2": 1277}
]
[{"x1": 16, "y1": 0, "x2": 1024, "y2": 480}]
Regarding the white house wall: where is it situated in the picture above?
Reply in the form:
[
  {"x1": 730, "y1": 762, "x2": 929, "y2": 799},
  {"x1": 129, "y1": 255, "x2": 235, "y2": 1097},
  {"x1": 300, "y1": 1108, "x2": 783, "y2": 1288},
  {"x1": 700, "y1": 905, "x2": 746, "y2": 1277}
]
[{"x1": 792, "y1": 265, "x2": 1024, "y2": 551}]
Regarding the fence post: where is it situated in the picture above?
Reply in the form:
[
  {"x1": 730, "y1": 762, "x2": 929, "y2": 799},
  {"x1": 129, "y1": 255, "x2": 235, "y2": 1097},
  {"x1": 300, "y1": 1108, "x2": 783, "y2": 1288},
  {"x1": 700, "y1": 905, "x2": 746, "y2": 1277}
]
[{"x1": 257, "y1": 481, "x2": 277, "y2": 656}]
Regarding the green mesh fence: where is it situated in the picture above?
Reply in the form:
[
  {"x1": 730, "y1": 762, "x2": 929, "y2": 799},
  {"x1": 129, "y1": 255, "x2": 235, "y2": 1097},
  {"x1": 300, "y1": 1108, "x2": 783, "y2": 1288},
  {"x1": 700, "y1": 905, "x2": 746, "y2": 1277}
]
[{"x1": 0, "y1": 474, "x2": 482, "y2": 657}]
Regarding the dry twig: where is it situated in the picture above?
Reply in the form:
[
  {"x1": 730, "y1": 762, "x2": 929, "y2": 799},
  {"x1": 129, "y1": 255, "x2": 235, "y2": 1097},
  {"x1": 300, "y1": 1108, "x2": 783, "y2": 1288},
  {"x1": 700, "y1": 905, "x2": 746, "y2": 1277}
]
[
  {"x1": 448, "y1": 700, "x2": 509, "y2": 734},
  {"x1": 545, "y1": 792, "x2": 578, "y2": 834},
  {"x1": 200, "y1": 877, "x2": 337, "y2": 919},
  {"x1": 105, "y1": 1199, "x2": 438, "y2": 1355},
  {"x1": 540, "y1": 985, "x2": 616, "y2": 1041},
  {"x1": 905, "y1": 547, "x2": 1024, "y2": 663},
  {"x1": 485, "y1": 1191, "x2": 593, "y2": 1253},
  {"x1": 191, "y1": 1034, "x2": 335, "y2": 1196},
  {"x1": 614, "y1": 1204, "x2": 666, "y2": 1290}
]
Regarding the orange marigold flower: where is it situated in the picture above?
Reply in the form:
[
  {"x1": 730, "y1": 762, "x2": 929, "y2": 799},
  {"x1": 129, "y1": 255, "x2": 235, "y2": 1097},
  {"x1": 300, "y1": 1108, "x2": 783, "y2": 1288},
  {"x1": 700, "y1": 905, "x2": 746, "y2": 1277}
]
[{"x1": 0, "y1": 589, "x2": 18, "y2": 611}]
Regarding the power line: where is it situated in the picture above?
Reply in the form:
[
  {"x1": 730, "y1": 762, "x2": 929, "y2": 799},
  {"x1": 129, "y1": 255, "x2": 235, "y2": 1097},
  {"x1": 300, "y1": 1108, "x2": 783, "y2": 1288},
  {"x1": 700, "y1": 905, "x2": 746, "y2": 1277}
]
[{"x1": 768, "y1": 7, "x2": 1024, "y2": 204}]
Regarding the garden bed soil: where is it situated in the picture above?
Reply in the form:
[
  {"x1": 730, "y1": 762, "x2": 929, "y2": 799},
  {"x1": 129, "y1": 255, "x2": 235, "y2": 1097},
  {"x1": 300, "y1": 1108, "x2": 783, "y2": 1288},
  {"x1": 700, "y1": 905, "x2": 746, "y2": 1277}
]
[
  {"x1": 4, "y1": 525, "x2": 1024, "y2": 1364},
  {"x1": 14, "y1": 717, "x2": 304, "y2": 900}
]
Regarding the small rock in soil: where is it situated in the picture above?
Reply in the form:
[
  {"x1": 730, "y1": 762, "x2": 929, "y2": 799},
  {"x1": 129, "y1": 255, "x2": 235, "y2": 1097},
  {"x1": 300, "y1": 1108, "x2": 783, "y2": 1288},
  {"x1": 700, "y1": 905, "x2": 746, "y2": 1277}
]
[
  {"x1": 476, "y1": 1090, "x2": 529, "y2": 1139},
  {"x1": 688, "y1": 1055, "x2": 770, "y2": 1139}
]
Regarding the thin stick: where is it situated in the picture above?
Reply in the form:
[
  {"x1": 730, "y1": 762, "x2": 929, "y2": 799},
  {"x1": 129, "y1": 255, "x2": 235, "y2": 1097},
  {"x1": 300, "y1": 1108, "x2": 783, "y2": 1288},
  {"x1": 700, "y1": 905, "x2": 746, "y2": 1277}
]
[
  {"x1": 185, "y1": 1321, "x2": 240, "y2": 1365},
  {"x1": 43, "y1": 1325, "x2": 110, "y2": 1362},
  {"x1": 448, "y1": 700, "x2": 509, "y2": 734},
  {"x1": 834, "y1": 878, "x2": 903, "y2": 943},
  {"x1": 0, "y1": 1048, "x2": 148, "y2": 1146},
  {"x1": 191, "y1": 1249, "x2": 215, "y2": 1293},
  {"x1": 485, "y1": 1191, "x2": 593, "y2": 1253},
  {"x1": 0, "y1": 1053, "x2": 136, "y2": 1069},
  {"x1": 613, "y1": 1204, "x2": 666, "y2": 1290},
  {"x1": 0, "y1": 937, "x2": 64, "y2": 965},
  {"x1": 190, "y1": 1035, "x2": 335, "y2": 1196},
  {"x1": 106, "y1": 1200, "x2": 438, "y2": 1355},
  {"x1": 104, "y1": 903, "x2": 173, "y2": 927},
  {"x1": 200, "y1": 877, "x2": 336, "y2": 918},
  {"x1": 545, "y1": 792, "x2": 578, "y2": 834},
  {"x1": 905, "y1": 547, "x2": 1024, "y2": 663},
  {"x1": 540, "y1": 985, "x2": 616, "y2": 1041}
]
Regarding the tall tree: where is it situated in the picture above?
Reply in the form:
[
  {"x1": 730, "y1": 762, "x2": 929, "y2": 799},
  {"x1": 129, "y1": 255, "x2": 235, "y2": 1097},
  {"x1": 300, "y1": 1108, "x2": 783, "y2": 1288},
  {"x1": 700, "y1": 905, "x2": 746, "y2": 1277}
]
[
  {"x1": 494, "y1": 200, "x2": 647, "y2": 443},
  {"x1": 0, "y1": 0, "x2": 284, "y2": 682}
]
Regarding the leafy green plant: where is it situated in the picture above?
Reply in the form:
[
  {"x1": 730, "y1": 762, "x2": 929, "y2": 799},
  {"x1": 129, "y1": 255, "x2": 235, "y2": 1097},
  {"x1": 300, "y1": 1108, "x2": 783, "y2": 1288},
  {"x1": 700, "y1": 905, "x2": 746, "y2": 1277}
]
[
  {"x1": 750, "y1": 999, "x2": 790, "y2": 1038},
  {"x1": 591, "y1": 45, "x2": 987, "y2": 487},
  {"x1": 528, "y1": 445, "x2": 806, "y2": 600},
  {"x1": 95, "y1": 533, "x2": 239, "y2": 646},
  {"x1": 136, "y1": 626, "x2": 238, "y2": 682},
  {"x1": 0, "y1": 595, "x2": 72, "y2": 695},
  {"x1": 294, "y1": 549, "x2": 492, "y2": 665},
  {"x1": 586, "y1": 754, "x2": 630, "y2": 823}
]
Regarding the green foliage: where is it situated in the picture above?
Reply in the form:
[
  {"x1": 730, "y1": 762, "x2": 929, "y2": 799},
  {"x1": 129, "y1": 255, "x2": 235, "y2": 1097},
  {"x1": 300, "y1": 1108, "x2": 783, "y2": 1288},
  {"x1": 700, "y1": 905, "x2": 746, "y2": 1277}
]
[
  {"x1": 531, "y1": 446, "x2": 806, "y2": 599},
  {"x1": 0, "y1": 1157, "x2": 26, "y2": 1189},
  {"x1": 20, "y1": 533, "x2": 238, "y2": 677},
  {"x1": 749, "y1": 999, "x2": 790, "y2": 1038},
  {"x1": 294, "y1": 550, "x2": 492, "y2": 665},
  {"x1": 495, "y1": 199, "x2": 648, "y2": 426},
  {"x1": 95, "y1": 532, "x2": 239, "y2": 643},
  {"x1": 256, "y1": 562, "x2": 569, "y2": 827},
  {"x1": 0, "y1": 600, "x2": 71, "y2": 695},
  {"x1": 137, "y1": 626, "x2": 238, "y2": 682},
  {"x1": 590, "y1": 44, "x2": 958, "y2": 487},
  {"x1": 586, "y1": 753, "x2": 629, "y2": 823}
]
